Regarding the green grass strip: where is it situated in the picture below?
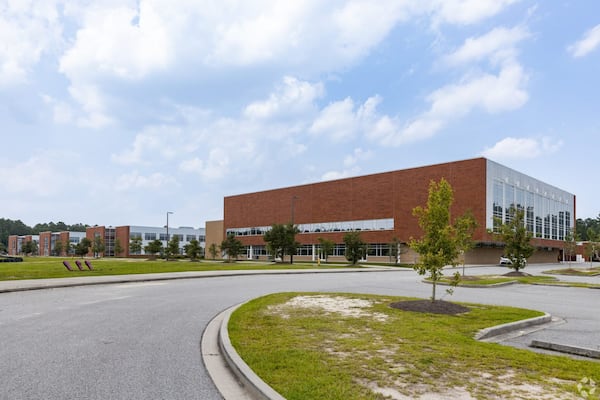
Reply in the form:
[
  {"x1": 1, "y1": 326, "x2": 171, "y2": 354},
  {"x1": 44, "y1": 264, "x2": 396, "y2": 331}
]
[
  {"x1": 229, "y1": 292, "x2": 600, "y2": 400},
  {"x1": 0, "y1": 257, "x2": 356, "y2": 281}
]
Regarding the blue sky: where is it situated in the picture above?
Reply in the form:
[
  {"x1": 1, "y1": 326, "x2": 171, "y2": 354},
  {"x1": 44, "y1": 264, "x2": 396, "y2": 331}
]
[{"x1": 1, "y1": 0, "x2": 599, "y2": 228}]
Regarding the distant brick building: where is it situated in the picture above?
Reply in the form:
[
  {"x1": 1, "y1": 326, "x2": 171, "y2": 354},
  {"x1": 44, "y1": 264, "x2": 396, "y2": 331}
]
[
  {"x1": 9, "y1": 225, "x2": 205, "y2": 258},
  {"x1": 221, "y1": 158, "x2": 575, "y2": 264}
]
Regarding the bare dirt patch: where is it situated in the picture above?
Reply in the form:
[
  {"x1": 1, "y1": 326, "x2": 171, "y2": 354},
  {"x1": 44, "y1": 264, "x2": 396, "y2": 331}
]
[{"x1": 269, "y1": 295, "x2": 389, "y2": 321}]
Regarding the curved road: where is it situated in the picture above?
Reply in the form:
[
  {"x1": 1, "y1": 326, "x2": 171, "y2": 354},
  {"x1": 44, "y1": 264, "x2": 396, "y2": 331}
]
[{"x1": 1, "y1": 266, "x2": 598, "y2": 399}]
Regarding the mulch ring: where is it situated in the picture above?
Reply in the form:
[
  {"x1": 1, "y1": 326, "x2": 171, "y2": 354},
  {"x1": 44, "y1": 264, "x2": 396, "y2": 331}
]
[
  {"x1": 503, "y1": 271, "x2": 531, "y2": 277},
  {"x1": 390, "y1": 300, "x2": 470, "y2": 315}
]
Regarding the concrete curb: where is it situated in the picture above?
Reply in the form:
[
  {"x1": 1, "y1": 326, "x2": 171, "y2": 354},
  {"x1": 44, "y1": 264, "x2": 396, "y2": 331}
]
[
  {"x1": 530, "y1": 340, "x2": 600, "y2": 359},
  {"x1": 218, "y1": 303, "x2": 285, "y2": 400},
  {"x1": 475, "y1": 313, "x2": 552, "y2": 341},
  {"x1": 214, "y1": 304, "x2": 557, "y2": 400}
]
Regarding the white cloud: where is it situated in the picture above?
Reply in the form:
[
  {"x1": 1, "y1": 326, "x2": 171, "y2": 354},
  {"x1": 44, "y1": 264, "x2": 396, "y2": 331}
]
[
  {"x1": 41, "y1": 94, "x2": 75, "y2": 124},
  {"x1": 67, "y1": 83, "x2": 113, "y2": 128},
  {"x1": 51, "y1": 0, "x2": 522, "y2": 128},
  {"x1": 114, "y1": 170, "x2": 177, "y2": 192},
  {"x1": 568, "y1": 24, "x2": 600, "y2": 58},
  {"x1": 481, "y1": 136, "x2": 563, "y2": 160},
  {"x1": 244, "y1": 76, "x2": 324, "y2": 119},
  {"x1": 111, "y1": 125, "x2": 185, "y2": 165},
  {"x1": 375, "y1": 62, "x2": 528, "y2": 146},
  {"x1": 59, "y1": 3, "x2": 170, "y2": 81},
  {"x1": 309, "y1": 97, "x2": 358, "y2": 141},
  {"x1": 0, "y1": 1, "x2": 62, "y2": 87},
  {"x1": 430, "y1": 0, "x2": 520, "y2": 26},
  {"x1": 310, "y1": 95, "x2": 396, "y2": 142},
  {"x1": 178, "y1": 148, "x2": 230, "y2": 181},
  {"x1": 320, "y1": 168, "x2": 360, "y2": 182},
  {"x1": 343, "y1": 147, "x2": 373, "y2": 167},
  {"x1": 444, "y1": 26, "x2": 529, "y2": 66},
  {"x1": 0, "y1": 150, "x2": 76, "y2": 197}
]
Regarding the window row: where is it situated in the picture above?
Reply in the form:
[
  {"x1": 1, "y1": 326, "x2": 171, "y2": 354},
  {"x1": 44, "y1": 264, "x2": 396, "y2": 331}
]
[
  {"x1": 244, "y1": 243, "x2": 398, "y2": 258},
  {"x1": 129, "y1": 233, "x2": 205, "y2": 242},
  {"x1": 227, "y1": 218, "x2": 394, "y2": 237}
]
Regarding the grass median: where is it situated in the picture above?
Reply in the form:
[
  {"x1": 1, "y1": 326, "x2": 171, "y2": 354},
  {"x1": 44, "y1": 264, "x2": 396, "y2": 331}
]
[
  {"x1": 0, "y1": 257, "x2": 357, "y2": 281},
  {"x1": 229, "y1": 292, "x2": 600, "y2": 400},
  {"x1": 435, "y1": 274, "x2": 600, "y2": 289}
]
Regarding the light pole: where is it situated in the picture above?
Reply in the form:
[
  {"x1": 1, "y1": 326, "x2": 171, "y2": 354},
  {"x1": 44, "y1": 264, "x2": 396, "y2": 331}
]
[{"x1": 166, "y1": 211, "x2": 173, "y2": 260}]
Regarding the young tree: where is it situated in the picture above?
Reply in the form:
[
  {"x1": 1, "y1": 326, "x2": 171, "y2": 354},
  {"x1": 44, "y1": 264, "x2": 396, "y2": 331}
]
[
  {"x1": 318, "y1": 237, "x2": 335, "y2": 263},
  {"x1": 220, "y1": 233, "x2": 243, "y2": 262},
  {"x1": 114, "y1": 238, "x2": 124, "y2": 257},
  {"x1": 144, "y1": 239, "x2": 163, "y2": 259},
  {"x1": 263, "y1": 223, "x2": 299, "y2": 263},
  {"x1": 165, "y1": 235, "x2": 180, "y2": 260},
  {"x1": 92, "y1": 236, "x2": 105, "y2": 258},
  {"x1": 184, "y1": 239, "x2": 202, "y2": 261},
  {"x1": 129, "y1": 237, "x2": 143, "y2": 255},
  {"x1": 64, "y1": 241, "x2": 72, "y2": 256},
  {"x1": 454, "y1": 210, "x2": 478, "y2": 276},
  {"x1": 585, "y1": 229, "x2": 599, "y2": 267},
  {"x1": 563, "y1": 229, "x2": 577, "y2": 265},
  {"x1": 22, "y1": 241, "x2": 34, "y2": 256},
  {"x1": 75, "y1": 238, "x2": 91, "y2": 257},
  {"x1": 208, "y1": 243, "x2": 218, "y2": 260},
  {"x1": 343, "y1": 231, "x2": 366, "y2": 265},
  {"x1": 410, "y1": 178, "x2": 471, "y2": 302},
  {"x1": 53, "y1": 240, "x2": 64, "y2": 257},
  {"x1": 494, "y1": 208, "x2": 534, "y2": 272}
]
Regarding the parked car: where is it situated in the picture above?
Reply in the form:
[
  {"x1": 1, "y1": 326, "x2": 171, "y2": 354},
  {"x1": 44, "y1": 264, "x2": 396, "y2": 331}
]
[
  {"x1": 499, "y1": 256, "x2": 512, "y2": 265},
  {"x1": 499, "y1": 256, "x2": 527, "y2": 266}
]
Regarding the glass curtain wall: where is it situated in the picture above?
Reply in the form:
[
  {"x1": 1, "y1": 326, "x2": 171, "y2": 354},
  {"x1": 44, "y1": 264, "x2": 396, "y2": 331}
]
[{"x1": 487, "y1": 160, "x2": 574, "y2": 240}]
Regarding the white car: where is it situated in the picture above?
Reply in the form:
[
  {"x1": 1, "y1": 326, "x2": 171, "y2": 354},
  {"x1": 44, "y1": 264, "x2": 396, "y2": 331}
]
[
  {"x1": 499, "y1": 256, "x2": 527, "y2": 266},
  {"x1": 499, "y1": 256, "x2": 512, "y2": 265}
]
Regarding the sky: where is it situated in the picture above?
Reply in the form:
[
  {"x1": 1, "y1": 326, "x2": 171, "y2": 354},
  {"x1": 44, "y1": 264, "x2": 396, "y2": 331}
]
[{"x1": 1, "y1": 0, "x2": 599, "y2": 229}]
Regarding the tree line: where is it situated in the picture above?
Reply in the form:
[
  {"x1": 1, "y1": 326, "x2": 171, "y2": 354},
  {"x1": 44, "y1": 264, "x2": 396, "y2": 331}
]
[{"x1": 0, "y1": 218, "x2": 89, "y2": 252}]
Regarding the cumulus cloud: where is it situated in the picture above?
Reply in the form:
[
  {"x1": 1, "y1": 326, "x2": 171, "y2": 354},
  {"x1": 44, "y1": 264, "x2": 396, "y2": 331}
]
[
  {"x1": 178, "y1": 148, "x2": 230, "y2": 181},
  {"x1": 343, "y1": 147, "x2": 373, "y2": 167},
  {"x1": 114, "y1": 170, "x2": 177, "y2": 192},
  {"x1": 430, "y1": 0, "x2": 520, "y2": 26},
  {"x1": 244, "y1": 76, "x2": 324, "y2": 119},
  {"x1": 0, "y1": 151, "x2": 76, "y2": 197},
  {"x1": 444, "y1": 26, "x2": 529, "y2": 66},
  {"x1": 319, "y1": 147, "x2": 373, "y2": 182},
  {"x1": 373, "y1": 62, "x2": 528, "y2": 146},
  {"x1": 568, "y1": 24, "x2": 600, "y2": 58},
  {"x1": 481, "y1": 136, "x2": 563, "y2": 160},
  {"x1": 0, "y1": 1, "x2": 62, "y2": 87},
  {"x1": 59, "y1": 3, "x2": 170, "y2": 81},
  {"x1": 310, "y1": 95, "x2": 395, "y2": 142},
  {"x1": 111, "y1": 125, "x2": 186, "y2": 165},
  {"x1": 52, "y1": 0, "x2": 519, "y2": 128}
]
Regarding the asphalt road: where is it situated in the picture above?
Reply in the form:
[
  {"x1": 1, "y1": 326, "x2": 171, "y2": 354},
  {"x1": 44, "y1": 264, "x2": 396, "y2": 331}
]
[{"x1": 0, "y1": 266, "x2": 598, "y2": 399}]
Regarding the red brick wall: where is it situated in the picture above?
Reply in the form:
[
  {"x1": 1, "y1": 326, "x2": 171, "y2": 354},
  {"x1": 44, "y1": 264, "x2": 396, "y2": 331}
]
[
  {"x1": 86, "y1": 226, "x2": 106, "y2": 257},
  {"x1": 224, "y1": 158, "x2": 488, "y2": 246},
  {"x1": 39, "y1": 232, "x2": 52, "y2": 256},
  {"x1": 115, "y1": 226, "x2": 130, "y2": 257}
]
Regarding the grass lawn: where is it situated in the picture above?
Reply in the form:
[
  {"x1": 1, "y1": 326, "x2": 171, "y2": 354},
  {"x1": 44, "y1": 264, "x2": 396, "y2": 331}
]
[
  {"x1": 0, "y1": 257, "x2": 357, "y2": 281},
  {"x1": 543, "y1": 267, "x2": 600, "y2": 276},
  {"x1": 229, "y1": 293, "x2": 600, "y2": 400},
  {"x1": 434, "y1": 274, "x2": 600, "y2": 289}
]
